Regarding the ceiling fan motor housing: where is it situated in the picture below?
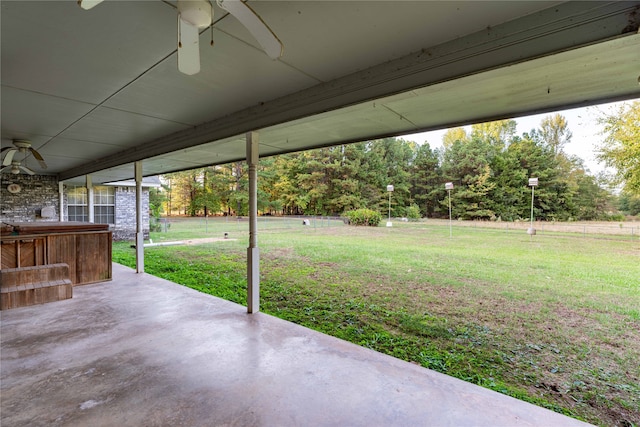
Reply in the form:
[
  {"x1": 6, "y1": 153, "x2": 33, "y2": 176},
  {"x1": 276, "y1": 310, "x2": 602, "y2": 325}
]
[
  {"x1": 178, "y1": 0, "x2": 212, "y2": 29},
  {"x1": 13, "y1": 140, "x2": 32, "y2": 150}
]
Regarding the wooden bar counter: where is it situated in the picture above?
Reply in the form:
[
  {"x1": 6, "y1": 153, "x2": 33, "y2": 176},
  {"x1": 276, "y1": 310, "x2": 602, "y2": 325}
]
[{"x1": 1, "y1": 222, "x2": 112, "y2": 286}]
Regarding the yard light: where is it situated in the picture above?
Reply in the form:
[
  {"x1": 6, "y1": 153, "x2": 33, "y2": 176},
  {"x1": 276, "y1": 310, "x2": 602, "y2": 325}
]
[
  {"x1": 387, "y1": 184, "x2": 394, "y2": 227},
  {"x1": 528, "y1": 178, "x2": 538, "y2": 238},
  {"x1": 445, "y1": 182, "x2": 454, "y2": 238}
]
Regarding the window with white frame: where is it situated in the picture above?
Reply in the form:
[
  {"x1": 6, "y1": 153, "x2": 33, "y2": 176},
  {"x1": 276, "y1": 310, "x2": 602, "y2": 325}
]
[
  {"x1": 93, "y1": 186, "x2": 115, "y2": 224},
  {"x1": 67, "y1": 186, "x2": 88, "y2": 222}
]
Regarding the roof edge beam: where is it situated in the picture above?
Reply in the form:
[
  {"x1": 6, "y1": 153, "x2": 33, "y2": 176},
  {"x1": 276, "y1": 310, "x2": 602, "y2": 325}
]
[{"x1": 59, "y1": 1, "x2": 640, "y2": 181}]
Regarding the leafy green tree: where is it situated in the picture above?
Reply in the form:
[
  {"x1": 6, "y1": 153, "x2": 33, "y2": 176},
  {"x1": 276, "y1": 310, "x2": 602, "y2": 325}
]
[
  {"x1": 257, "y1": 157, "x2": 284, "y2": 215},
  {"x1": 617, "y1": 191, "x2": 640, "y2": 216},
  {"x1": 442, "y1": 127, "x2": 468, "y2": 148},
  {"x1": 377, "y1": 138, "x2": 416, "y2": 216},
  {"x1": 571, "y1": 170, "x2": 611, "y2": 220},
  {"x1": 597, "y1": 101, "x2": 640, "y2": 195},
  {"x1": 471, "y1": 119, "x2": 517, "y2": 151},
  {"x1": 326, "y1": 145, "x2": 364, "y2": 215},
  {"x1": 512, "y1": 133, "x2": 573, "y2": 221},
  {"x1": 272, "y1": 153, "x2": 307, "y2": 215},
  {"x1": 539, "y1": 113, "x2": 573, "y2": 156},
  {"x1": 488, "y1": 139, "x2": 528, "y2": 220},
  {"x1": 148, "y1": 186, "x2": 167, "y2": 219},
  {"x1": 164, "y1": 169, "x2": 204, "y2": 216},
  {"x1": 228, "y1": 162, "x2": 248, "y2": 215},
  {"x1": 296, "y1": 149, "x2": 331, "y2": 215},
  {"x1": 198, "y1": 168, "x2": 223, "y2": 216},
  {"x1": 441, "y1": 137, "x2": 496, "y2": 220},
  {"x1": 354, "y1": 141, "x2": 387, "y2": 213},
  {"x1": 411, "y1": 143, "x2": 444, "y2": 217}
]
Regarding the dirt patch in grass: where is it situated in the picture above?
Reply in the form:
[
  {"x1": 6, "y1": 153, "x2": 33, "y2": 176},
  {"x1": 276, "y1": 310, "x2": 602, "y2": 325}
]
[{"x1": 262, "y1": 247, "x2": 296, "y2": 260}]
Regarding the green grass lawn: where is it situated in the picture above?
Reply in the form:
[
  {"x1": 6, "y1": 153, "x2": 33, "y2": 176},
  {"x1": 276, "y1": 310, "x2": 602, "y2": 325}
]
[{"x1": 113, "y1": 218, "x2": 639, "y2": 426}]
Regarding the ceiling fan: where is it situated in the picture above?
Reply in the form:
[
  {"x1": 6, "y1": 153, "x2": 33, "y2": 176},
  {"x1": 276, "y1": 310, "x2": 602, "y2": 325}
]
[
  {"x1": 1, "y1": 140, "x2": 47, "y2": 175},
  {"x1": 78, "y1": 0, "x2": 283, "y2": 75}
]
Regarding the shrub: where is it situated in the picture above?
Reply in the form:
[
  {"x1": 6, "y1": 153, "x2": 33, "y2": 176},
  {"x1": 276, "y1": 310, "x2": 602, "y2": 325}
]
[
  {"x1": 149, "y1": 217, "x2": 162, "y2": 232},
  {"x1": 344, "y1": 208, "x2": 382, "y2": 226},
  {"x1": 603, "y1": 213, "x2": 626, "y2": 222},
  {"x1": 149, "y1": 217, "x2": 170, "y2": 232},
  {"x1": 406, "y1": 204, "x2": 421, "y2": 221}
]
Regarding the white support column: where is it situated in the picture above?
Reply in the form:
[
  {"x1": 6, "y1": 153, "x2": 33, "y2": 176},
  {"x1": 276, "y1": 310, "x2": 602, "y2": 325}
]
[
  {"x1": 135, "y1": 161, "x2": 144, "y2": 273},
  {"x1": 246, "y1": 132, "x2": 260, "y2": 313},
  {"x1": 86, "y1": 175, "x2": 94, "y2": 223},
  {"x1": 59, "y1": 182, "x2": 65, "y2": 221}
]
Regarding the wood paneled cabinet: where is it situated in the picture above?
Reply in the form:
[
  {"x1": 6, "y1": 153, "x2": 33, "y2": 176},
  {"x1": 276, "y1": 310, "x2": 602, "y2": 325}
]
[{"x1": 1, "y1": 222, "x2": 112, "y2": 286}]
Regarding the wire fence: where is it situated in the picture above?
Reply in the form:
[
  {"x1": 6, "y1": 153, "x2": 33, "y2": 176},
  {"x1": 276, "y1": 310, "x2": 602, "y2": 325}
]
[
  {"x1": 152, "y1": 216, "x2": 639, "y2": 242},
  {"x1": 152, "y1": 215, "x2": 346, "y2": 238},
  {"x1": 418, "y1": 218, "x2": 639, "y2": 241}
]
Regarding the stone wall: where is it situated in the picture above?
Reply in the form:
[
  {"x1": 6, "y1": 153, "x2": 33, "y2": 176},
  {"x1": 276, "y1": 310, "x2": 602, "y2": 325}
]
[
  {"x1": 1, "y1": 174, "x2": 150, "y2": 241},
  {"x1": 0, "y1": 174, "x2": 60, "y2": 223},
  {"x1": 113, "y1": 187, "x2": 150, "y2": 241}
]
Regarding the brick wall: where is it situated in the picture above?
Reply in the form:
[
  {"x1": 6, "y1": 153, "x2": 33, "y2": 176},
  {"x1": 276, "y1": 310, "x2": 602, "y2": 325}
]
[{"x1": 0, "y1": 174, "x2": 59, "y2": 223}]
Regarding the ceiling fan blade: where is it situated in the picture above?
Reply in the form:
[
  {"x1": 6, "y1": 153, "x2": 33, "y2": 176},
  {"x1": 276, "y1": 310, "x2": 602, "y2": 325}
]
[
  {"x1": 178, "y1": 17, "x2": 201, "y2": 75},
  {"x1": 20, "y1": 165, "x2": 36, "y2": 175},
  {"x1": 2, "y1": 148, "x2": 17, "y2": 166},
  {"x1": 29, "y1": 147, "x2": 48, "y2": 169},
  {"x1": 0, "y1": 165, "x2": 10, "y2": 173},
  {"x1": 219, "y1": 0, "x2": 283, "y2": 59},
  {"x1": 78, "y1": 0, "x2": 104, "y2": 10}
]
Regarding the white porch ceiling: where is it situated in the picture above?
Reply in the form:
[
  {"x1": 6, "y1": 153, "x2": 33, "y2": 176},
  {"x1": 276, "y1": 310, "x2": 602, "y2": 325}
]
[{"x1": 2, "y1": 1, "x2": 639, "y2": 184}]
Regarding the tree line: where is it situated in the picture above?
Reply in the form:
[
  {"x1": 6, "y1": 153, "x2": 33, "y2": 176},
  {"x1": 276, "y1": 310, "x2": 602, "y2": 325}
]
[{"x1": 158, "y1": 107, "x2": 639, "y2": 221}]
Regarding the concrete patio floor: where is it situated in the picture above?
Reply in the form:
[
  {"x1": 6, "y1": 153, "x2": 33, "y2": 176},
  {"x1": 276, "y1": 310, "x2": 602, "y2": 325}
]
[{"x1": 1, "y1": 263, "x2": 591, "y2": 427}]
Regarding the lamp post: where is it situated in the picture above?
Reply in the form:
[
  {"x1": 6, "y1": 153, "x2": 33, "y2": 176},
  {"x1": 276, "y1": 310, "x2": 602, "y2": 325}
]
[
  {"x1": 445, "y1": 182, "x2": 454, "y2": 238},
  {"x1": 386, "y1": 184, "x2": 394, "y2": 227},
  {"x1": 528, "y1": 177, "x2": 538, "y2": 238}
]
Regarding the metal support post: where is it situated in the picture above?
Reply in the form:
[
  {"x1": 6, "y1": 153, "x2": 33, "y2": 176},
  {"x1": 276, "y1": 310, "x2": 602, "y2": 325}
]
[
  {"x1": 135, "y1": 161, "x2": 144, "y2": 273},
  {"x1": 86, "y1": 175, "x2": 94, "y2": 223},
  {"x1": 530, "y1": 186, "x2": 535, "y2": 231},
  {"x1": 528, "y1": 177, "x2": 538, "y2": 239},
  {"x1": 59, "y1": 182, "x2": 65, "y2": 221},
  {"x1": 448, "y1": 189, "x2": 452, "y2": 239},
  {"x1": 386, "y1": 184, "x2": 394, "y2": 227},
  {"x1": 445, "y1": 182, "x2": 454, "y2": 238},
  {"x1": 247, "y1": 132, "x2": 260, "y2": 313}
]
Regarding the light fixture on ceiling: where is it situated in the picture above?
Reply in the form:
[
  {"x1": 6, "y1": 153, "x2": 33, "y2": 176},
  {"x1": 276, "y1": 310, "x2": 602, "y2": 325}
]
[
  {"x1": 1, "y1": 160, "x2": 35, "y2": 175},
  {"x1": 178, "y1": 0, "x2": 212, "y2": 28}
]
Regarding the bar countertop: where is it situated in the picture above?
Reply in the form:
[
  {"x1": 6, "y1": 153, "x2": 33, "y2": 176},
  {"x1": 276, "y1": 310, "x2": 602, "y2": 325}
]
[{"x1": 1, "y1": 222, "x2": 109, "y2": 235}]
